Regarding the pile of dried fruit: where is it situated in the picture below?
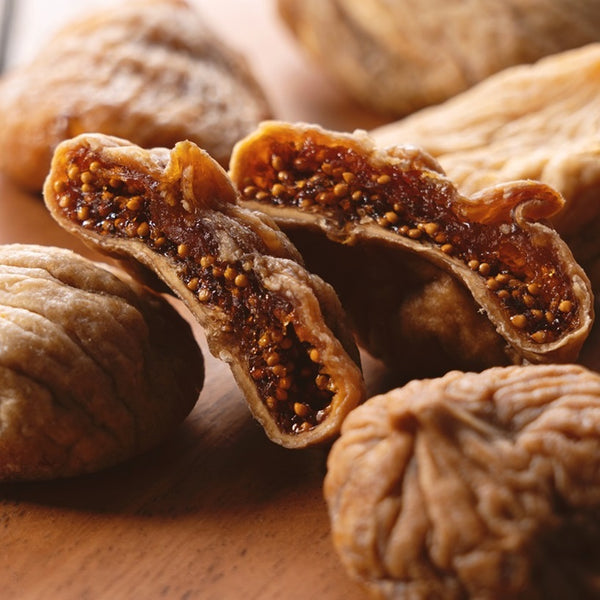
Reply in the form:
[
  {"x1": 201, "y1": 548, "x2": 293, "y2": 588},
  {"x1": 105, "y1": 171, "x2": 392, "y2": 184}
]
[{"x1": 2, "y1": 0, "x2": 600, "y2": 598}]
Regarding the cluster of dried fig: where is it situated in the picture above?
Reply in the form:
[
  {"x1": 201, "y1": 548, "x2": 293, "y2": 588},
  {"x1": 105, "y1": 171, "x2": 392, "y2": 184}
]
[
  {"x1": 227, "y1": 119, "x2": 600, "y2": 598},
  {"x1": 0, "y1": 0, "x2": 271, "y2": 191},
  {"x1": 0, "y1": 244, "x2": 204, "y2": 481},
  {"x1": 3, "y1": 2, "x2": 600, "y2": 599}
]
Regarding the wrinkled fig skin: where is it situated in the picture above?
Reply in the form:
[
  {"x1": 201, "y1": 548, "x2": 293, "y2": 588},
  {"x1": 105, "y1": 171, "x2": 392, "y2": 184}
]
[
  {"x1": 278, "y1": 0, "x2": 600, "y2": 117},
  {"x1": 230, "y1": 121, "x2": 594, "y2": 379},
  {"x1": 371, "y1": 44, "x2": 600, "y2": 275},
  {"x1": 43, "y1": 134, "x2": 365, "y2": 449},
  {"x1": 0, "y1": 0, "x2": 271, "y2": 192},
  {"x1": 325, "y1": 364, "x2": 600, "y2": 599},
  {"x1": 0, "y1": 244, "x2": 204, "y2": 481}
]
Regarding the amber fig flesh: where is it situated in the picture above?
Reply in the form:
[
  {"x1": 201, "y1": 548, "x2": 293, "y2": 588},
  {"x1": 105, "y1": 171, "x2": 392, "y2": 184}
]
[
  {"x1": 43, "y1": 133, "x2": 365, "y2": 448},
  {"x1": 230, "y1": 121, "x2": 594, "y2": 377}
]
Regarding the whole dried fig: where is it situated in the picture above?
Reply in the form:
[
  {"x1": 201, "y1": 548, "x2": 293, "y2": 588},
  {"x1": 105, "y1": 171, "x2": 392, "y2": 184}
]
[
  {"x1": 230, "y1": 121, "x2": 594, "y2": 378},
  {"x1": 0, "y1": 243, "x2": 203, "y2": 481},
  {"x1": 0, "y1": 0, "x2": 271, "y2": 191},
  {"x1": 43, "y1": 133, "x2": 365, "y2": 449},
  {"x1": 325, "y1": 364, "x2": 600, "y2": 599},
  {"x1": 278, "y1": 0, "x2": 600, "y2": 117}
]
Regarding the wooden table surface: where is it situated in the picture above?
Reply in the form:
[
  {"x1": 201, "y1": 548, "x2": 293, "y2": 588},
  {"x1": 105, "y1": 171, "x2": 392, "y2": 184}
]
[{"x1": 0, "y1": 1, "x2": 390, "y2": 599}]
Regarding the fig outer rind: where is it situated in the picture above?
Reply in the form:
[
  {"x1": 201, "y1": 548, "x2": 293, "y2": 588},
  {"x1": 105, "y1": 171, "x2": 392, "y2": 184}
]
[
  {"x1": 0, "y1": 243, "x2": 204, "y2": 481},
  {"x1": 325, "y1": 363, "x2": 600, "y2": 599},
  {"x1": 0, "y1": 0, "x2": 271, "y2": 191},
  {"x1": 278, "y1": 0, "x2": 600, "y2": 117}
]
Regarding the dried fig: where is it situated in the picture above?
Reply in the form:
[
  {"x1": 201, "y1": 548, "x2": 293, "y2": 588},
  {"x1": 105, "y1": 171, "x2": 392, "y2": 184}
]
[
  {"x1": 0, "y1": 0, "x2": 271, "y2": 191},
  {"x1": 372, "y1": 44, "x2": 600, "y2": 273},
  {"x1": 0, "y1": 243, "x2": 203, "y2": 481},
  {"x1": 278, "y1": 0, "x2": 600, "y2": 117},
  {"x1": 43, "y1": 133, "x2": 365, "y2": 449},
  {"x1": 230, "y1": 121, "x2": 594, "y2": 378},
  {"x1": 325, "y1": 363, "x2": 600, "y2": 599}
]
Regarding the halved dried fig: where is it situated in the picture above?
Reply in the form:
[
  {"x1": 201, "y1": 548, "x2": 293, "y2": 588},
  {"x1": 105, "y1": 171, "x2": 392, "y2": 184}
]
[
  {"x1": 43, "y1": 133, "x2": 365, "y2": 448},
  {"x1": 325, "y1": 363, "x2": 600, "y2": 599},
  {"x1": 0, "y1": 243, "x2": 203, "y2": 481},
  {"x1": 230, "y1": 121, "x2": 594, "y2": 378},
  {"x1": 0, "y1": 0, "x2": 271, "y2": 191}
]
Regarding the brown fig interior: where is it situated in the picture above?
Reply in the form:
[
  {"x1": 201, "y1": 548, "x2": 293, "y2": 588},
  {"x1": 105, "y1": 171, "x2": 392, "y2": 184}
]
[
  {"x1": 235, "y1": 134, "x2": 579, "y2": 344},
  {"x1": 50, "y1": 148, "x2": 336, "y2": 436}
]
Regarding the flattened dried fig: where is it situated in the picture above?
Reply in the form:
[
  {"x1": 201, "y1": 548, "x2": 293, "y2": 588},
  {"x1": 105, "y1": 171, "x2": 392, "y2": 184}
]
[
  {"x1": 325, "y1": 364, "x2": 600, "y2": 599},
  {"x1": 0, "y1": 0, "x2": 271, "y2": 191},
  {"x1": 230, "y1": 121, "x2": 594, "y2": 378},
  {"x1": 372, "y1": 44, "x2": 600, "y2": 272},
  {"x1": 43, "y1": 134, "x2": 365, "y2": 448},
  {"x1": 0, "y1": 243, "x2": 203, "y2": 481},
  {"x1": 278, "y1": 0, "x2": 600, "y2": 117}
]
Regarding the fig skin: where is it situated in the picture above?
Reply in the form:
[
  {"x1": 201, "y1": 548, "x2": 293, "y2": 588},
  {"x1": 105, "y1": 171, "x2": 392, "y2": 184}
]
[{"x1": 0, "y1": 243, "x2": 204, "y2": 481}]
